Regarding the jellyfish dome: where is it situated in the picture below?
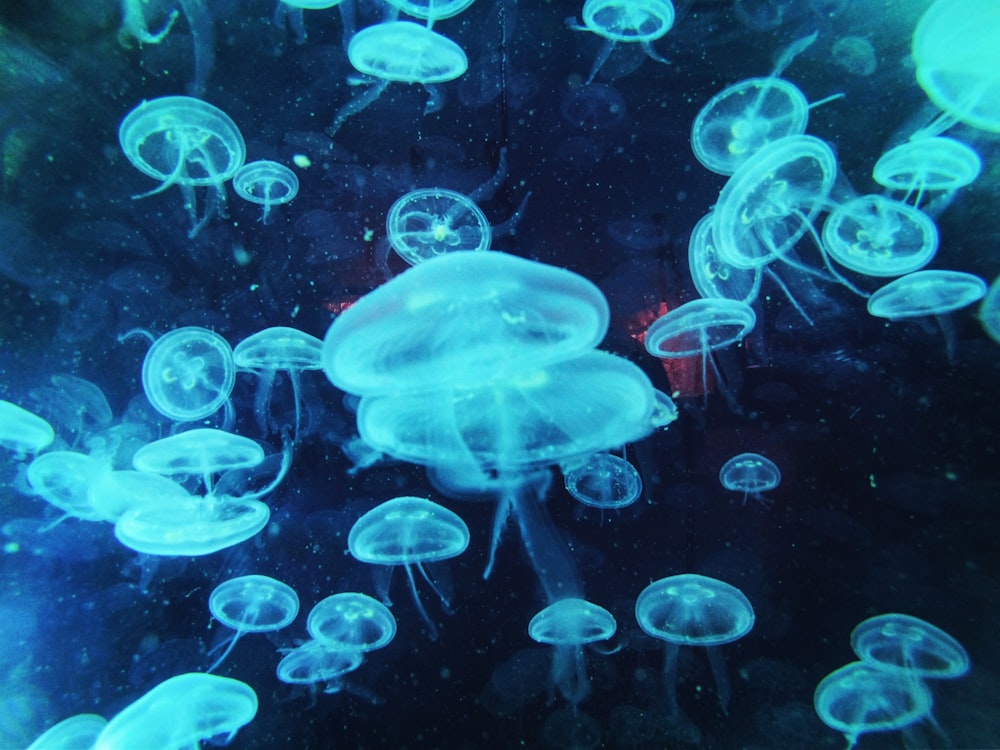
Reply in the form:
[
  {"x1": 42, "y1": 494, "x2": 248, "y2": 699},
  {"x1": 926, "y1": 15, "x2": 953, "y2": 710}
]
[
  {"x1": 307, "y1": 592, "x2": 397, "y2": 652},
  {"x1": 348, "y1": 496, "x2": 470, "y2": 565},
  {"x1": 912, "y1": 0, "x2": 1000, "y2": 133},
  {"x1": 386, "y1": 187, "x2": 491, "y2": 265},
  {"x1": 141, "y1": 327, "x2": 236, "y2": 423},
  {"x1": 850, "y1": 613, "x2": 969, "y2": 679},
  {"x1": 635, "y1": 573, "x2": 755, "y2": 647},
  {"x1": 691, "y1": 77, "x2": 809, "y2": 175},
  {"x1": 563, "y1": 453, "x2": 642, "y2": 509},
  {"x1": 209, "y1": 574, "x2": 300, "y2": 635},
  {"x1": 872, "y1": 137, "x2": 982, "y2": 203},
  {"x1": 232, "y1": 160, "x2": 299, "y2": 223},
  {"x1": 719, "y1": 452, "x2": 781, "y2": 506},
  {"x1": 580, "y1": 0, "x2": 676, "y2": 43},
  {"x1": 383, "y1": 0, "x2": 476, "y2": 23},
  {"x1": 814, "y1": 661, "x2": 932, "y2": 750},
  {"x1": 276, "y1": 641, "x2": 365, "y2": 689},
  {"x1": 981, "y1": 275, "x2": 1000, "y2": 344},
  {"x1": 322, "y1": 251, "x2": 610, "y2": 397},
  {"x1": 93, "y1": 673, "x2": 257, "y2": 750},
  {"x1": 132, "y1": 429, "x2": 265, "y2": 479},
  {"x1": 867, "y1": 270, "x2": 987, "y2": 320},
  {"x1": 0, "y1": 400, "x2": 55, "y2": 455},
  {"x1": 348, "y1": 21, "x2": 468, "y2": 84}
]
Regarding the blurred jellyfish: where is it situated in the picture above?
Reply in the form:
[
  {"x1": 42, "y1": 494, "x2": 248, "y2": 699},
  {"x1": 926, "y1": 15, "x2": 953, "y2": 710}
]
[
  {"x1": 232, "y1": 160, "x2": 299, "y2": 224},
  {"x1": 831, "y1": 36, "x2": 877, "y2": 77}
]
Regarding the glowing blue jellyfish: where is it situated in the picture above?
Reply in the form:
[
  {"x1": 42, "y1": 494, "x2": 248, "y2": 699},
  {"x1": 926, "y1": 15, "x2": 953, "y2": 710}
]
[
  {"x1": 307, "y1": 592, "x2": 397, "y2": 652},
  {"x1": 141, "y1": 327, "x2": 236, "y2": 425},
  {"x1": 821, "y1": 195, "x2": 938, "y2": 277},
  {"x1": 132, "y1": 428, "x2": 265, "y2": 490},
  {"x1": 719, "y1": 452, "x2": 781, "y2": 506},
  {"x1": 386, "y1": 187, "x2": 491, "y2": 265},
  {"x1": 687, "y1": 212, "x2": 761, "y2": 304},
  {"x1": 528, "y1": 597, "x2": 616, "y2": 708},
  {"x1": 851, "y1": 613, "x2": 969, "y2": 679},
  {"x1": 0, "y1": 400, "x2": 54, "y2": 456},
  {"x1": 276, "y1": 640, "x2": 364, "y2": 694},
  {"x1": 563, "y1": 453, "x2": 642, "y2": 509},
  {"x1": 872, "y1": 137, "x2": 981, "y2": 208},
  {"x1": 26, "y1": 714, "x2": 107, "y2": 750},
  {"x1": 567, "y1": 0, "x2": 676, "y2": 83},
  {"x1": 118, "y1": 97, "x2": 246, "y2": 237},
  {"x1": 635, "y1": 574, "x2": 754, "y2": 720},
  {"x1": 981, "y1": 275, "x2": 1000, "y2": 344},
  {"x1": 867, "y1": 270, "x2": 987, "y2": 320},
  {"x1": 93, "y1": 673, "x2": 257, "y2": 750},
  {"x1": 348, "y1": 496, "x2": 470, "y2": 639},
  {"x1": 207, "y1": 574, "x2": 300, "y2": 672},
  {"x1": 232, "y1": 160, "x2": 299, "y2": 224},
  {"x1": 814, "y1": 661, "x2": 932, "y2": 750},
  {"x1": 383, "y1": 0, "x2": 477, "y2": 26},
  {"x1": 27, "y1": 451, "x2": 108, "y2": 521}
]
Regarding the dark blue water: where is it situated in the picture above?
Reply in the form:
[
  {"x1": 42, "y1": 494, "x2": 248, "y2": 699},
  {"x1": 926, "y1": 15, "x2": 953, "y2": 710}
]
[{"x1": 1, "y1": 1, "x2": 998, "y2": 748}]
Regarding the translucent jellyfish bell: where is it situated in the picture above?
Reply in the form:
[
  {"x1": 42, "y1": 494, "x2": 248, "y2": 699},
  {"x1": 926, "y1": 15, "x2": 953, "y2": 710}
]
[
  {"x1": 383, "y1": 0, "x2": 477, "y2": 26},
  {"x1": 322, "y1": 251, "x2": 610, "y2": 397},
  {"x1": 27, "y1": 451, "x2": 108, "y2": 521},
  {"x1": 644, "y1": 298, "x2": 756, "y2": 408},
  {"x1": 386, "y1": 187, "x2": 491, "y2": 265},
  {"x1": 528, "y1": 597, "x2": 617, "y2": 708},
  {"x1": 872, "y1": 137, "x2": 981, "y2": 208},
  {"x1": 691, "y1": 77, "x2": 809, "y2": 176},
  {"x1": 93, "y1": 673, "x2": 257, "y2": 750},
  {"x1": 232, "y1": 160, "x2": 299, "y2": 224},
  {"x1": 635, "y1": 574, "x2": 755, "y2": 718},
  {"x1": 851, "y1": 613, "x2": 969, "y2": 679},
  {"x1": 822, "y1": 195, "x2": 938, "y2": 277},
  {"x1": 207, "y1": 574, "x2": 300, "y2": 672},
  {"x1": 912, "y1": 0, "x2": 1000, "y2": 135},
  {"x1": 348, "y1": 496, "x2": 470, "y2": 639},
  {"x1": 233, "y1": 326, "x2": 322, "y2": 437},
  {"x1": 276, "y1": 640, "x2": 364, "y2": 692},
  {"x1": 563, "y1": 453, "x2": 642, "y2": 509},
  {"x1": 569, "y1": 0, "x2": 676, "y2": 84},
  {"x1": 132, "y1": 429, "x2": 265, "y2": 488},
  {"x1": 26, "y1": 714, "x2": 107, "y2": 750},
  {"x1": 867, "y1": 270, "x2": 987, "y2": 320},
  {"x1": 307, "y1": 592, "x2": 397, "y2": 652},
  {"x1": 687, "y1": 212, "x2": 762, "y2": 304},
  {"x1": 142, "y1": 327, "x2": 236, "y2": 424},
  {"x1": 981, "y1": 275, "x2": 1000, "y2": 344},
  {"x1": 118, "y1": 96, "x2": 246, "y2": 237},
  {"x1": 814, "y1": 661, "x2": 932, "y2": 750},
  {"x1": 719, "y1": 452, "x2": 781, "y2": 506},
  {"x1": 0, "y1": 399, "x2": 54, "y2": 455}
]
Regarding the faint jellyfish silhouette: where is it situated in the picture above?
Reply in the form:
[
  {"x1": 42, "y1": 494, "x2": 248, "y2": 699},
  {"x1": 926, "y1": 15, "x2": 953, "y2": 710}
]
[
  {"x1": 644, "y1": 298, "x2": 756, "y2": 409},
  {"x1": 635, "y1": 574, "x2": 755, "y2": 724},
  {"x1": 814, "y1": 661, "x2": 932, "y2": 750},
  {"x1": 687, "y1": 212, "x2": 761, "y2": 304},
  {"x1": 528, "y1": 597, "x2": 617, "y2": 708},
  {"x1": 0, "y1": 400, "x2": 54, "y2": 456},
  {"x1": 719, "y1": 452, "x2": 781, "y2": 506},
  {"x1": 560, "y1": 83, "x2": 627, "y2": 131},
  {"x1": 980, "y1": 275, "x2": 1000, "y2": 344},
  {"x1": 26, "y1": 714, "x2": 107, "y2": 750},
  {"x1": 142, "y1": 327, "x2": 236, "y2": 426},
  {"x1": 822, "y1": 195, "x2": 938, "y2": 277},
  {"x1": 348, "y1": 496, "x2": 470, "y2": 640},
  {"x1": 27, "y1": 451, "x2": 108, "y2": 521},
  {"x1": 207, "y1": 574, "x2": 300, "y2": 672},
  {"x1": 567, "y1": 0, "x2": 676, "y2": 83},
  {"x1": 307, "y1": 592, "x2": 397, "y2": 653},
  {"x1": 118, "y1": 96, "x2": 246, "y2": 237},
  {"x1": 93, "y1": 673, "x2": 257, "y2": 750},
  {"x1": 328, "y1": 21, "x2": 468, "y2": 137},
  {"x1": 563, "y1": 453, "x2": 642, "y2": 510},
  {"x1": 276, "y1": 640, "x2": 364, "y2": 695},
  {"x1": 385, "y1": 187, "x2": 491, "y2": 265},
  {"x1": 831, "y1": 36, "x2": 877, "y2": 77},
  {"x1": 872, "y1": 137, "x2": 981, "y2": 209},
  {"x1": 232, "y1": 160, "x2": 299, "y2": 224},
  {"x1": 851, "y1": 613, "x2": 969, "y2": 679}
]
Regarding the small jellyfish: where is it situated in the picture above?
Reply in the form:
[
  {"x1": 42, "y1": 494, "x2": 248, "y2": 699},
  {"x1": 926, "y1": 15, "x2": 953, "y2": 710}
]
[
  {"x1": 563, "y1": 453, "x2": 642, "y2": 510},
  {"x1": 207, "y1": 574, "x2": 300, "y2": 672},
  {"x1": 306, "y1": 592, "x2": 397, "y2": 653},
  {"x1": 385, "y1": 187, "x2": 491, "y2": 265},
  {"x1": 0, "y1": 400, "x2": 54, "y2": 456},
  {"x1": 232, "y1": 160, "x2": 299, "y2": 224},
  {"x1": 567, "y1": 0, "x2": 676, "y2": 84},
  {"x1": 831, "y1": 36, "x2": 877, "y2": 77},
  {"x1": 719, "y1": 452, "x2": 781, "y2": 506},
  {"x1": 867, "y1": 270, "x2": 987, "y2": 320}
]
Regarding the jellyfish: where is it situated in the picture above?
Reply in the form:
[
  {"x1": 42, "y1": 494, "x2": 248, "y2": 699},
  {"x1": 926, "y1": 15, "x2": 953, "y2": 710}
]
[
  {"x1": 206, "y1": 574, "x2": 300, "y2": 672},
  {"x1": 307, "y1": 592, "x2": 397, "y2": 653},
  {"x1": 276, "y1": 640, "x2": 365, "y2": 696},
  {"x1": 643, "y1": 298, "x2": 756, "y2": 410},
  {"x1": 527, "y1": 597, "x2": 617, "y2": 708},
  {"x1": 813, "y1": 661, "x2": 932, "y2": 750},
  {"x1": 718, "y1": 452, "x2": 781, "y2": 506},
  {"x1": 26, "y1": 451, "x2": 109, "y2": 522},
  {"x1": 821, "y1": 195, "x2": 938, "y2": 277},
  {"x1": 118, "y1": 96, "x2": 246, "y2": 237},
  {"x1": 563, "y1": 452, "x2": 642, "y2": 510},
  {"x1": 385, "y1": 187, "x2": 492, "y2": 265},
  {"x1": 232, "y1": 160, "x2": 299, "y2": 224},
  {"x1": 911, "y1": 0, "x2": 1000, "y2": 137},
  {"x1": 872, "y1": 137, "x2": 981, "y2": 211},
  {"x1": 93, "y1": 673, "x2": 257, "y2": 750},
  {"x1": 26, "y1": 714, "x2": 107, "y2": 750},
  {"x1": 980, "y1": 275, "x2": 1000, "y2": 345},
  {"x1": 327, "y1": 21, "x2": 468, "y2": 137},
  {"x1": 635, "y1": 574, "x2": 755, "y2": 721},
  {"x1": 567, "y1": 0, "x2": 676, "y2": 84},
  {"x1": 383, "y1": 0, "x2": 477, "y2": 28},
  {"x1": 0, "y1": 400, "x2": 54, "y2": 456},
  {"x1": 131, "y1": 428, "x2": 266, "y2": 492},
  {"x1": 140, "y1": 327, "x2": 237, "y2": 426},
  {"x1": 348, "y1": 496, "x2": 470, "y2": 640},
  {"x1": 867, "y1": 270, "x2": 987, "y2": 321},
  {"x1": 232, "y1": 326, "x2": 322, "y2": 438},
  {"x1": 687, "y1": 212, "x2": 762, "y2": 304},
  {"x1": 850, "y1": 613, "x2": 969, "y2": 680},
  {"x1": 831, "y1": 36, "x2": 877, "y2": 77}
]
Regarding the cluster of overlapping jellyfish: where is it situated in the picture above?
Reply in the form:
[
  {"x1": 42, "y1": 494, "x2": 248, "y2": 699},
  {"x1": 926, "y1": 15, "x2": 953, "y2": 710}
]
[{"x1": 5, "y1": 0, "x2": 1000, "y2": 746}]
